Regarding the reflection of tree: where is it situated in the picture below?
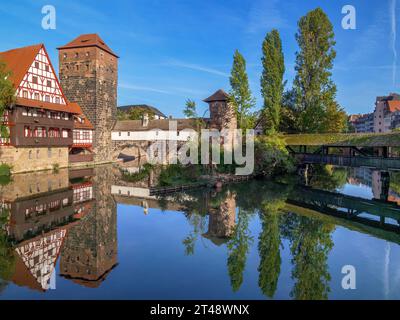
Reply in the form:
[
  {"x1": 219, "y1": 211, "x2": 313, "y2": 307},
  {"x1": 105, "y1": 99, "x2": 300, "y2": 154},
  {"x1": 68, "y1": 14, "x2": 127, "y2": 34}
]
[
  {"x1": 258, "y1": 200, "x2": 285, "y2": 298},
  {"x1": 309, "y1": 165, "x2": 348, "y2": 191},
  {"x1": 227, "y1": 209, "x2": 253, "y2": 292},
  {"x1": 288, "y1": 215, "x2": 334, "y2": 300},
  {"x1": 182, "y1": 213, "x2": 207, "y2": 256},
  {"x1": 0, "y1": 207, "x2": 14, "y2": 293}
]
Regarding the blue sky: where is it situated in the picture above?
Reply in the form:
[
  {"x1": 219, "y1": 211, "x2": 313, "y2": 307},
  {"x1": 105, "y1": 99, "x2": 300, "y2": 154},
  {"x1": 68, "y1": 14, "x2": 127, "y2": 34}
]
[{"x1": 0, "y1": 0, "x2": 398, "y2": 117}]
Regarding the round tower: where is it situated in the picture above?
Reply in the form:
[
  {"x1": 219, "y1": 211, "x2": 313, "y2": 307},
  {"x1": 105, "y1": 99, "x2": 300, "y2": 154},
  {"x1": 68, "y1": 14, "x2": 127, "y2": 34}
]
[
  {"x1": 203, "y1": 89, "x2": 237, "y2": 131},
  {"x1": 57, "y1": 34, "x2": 118, "y2": 163}
]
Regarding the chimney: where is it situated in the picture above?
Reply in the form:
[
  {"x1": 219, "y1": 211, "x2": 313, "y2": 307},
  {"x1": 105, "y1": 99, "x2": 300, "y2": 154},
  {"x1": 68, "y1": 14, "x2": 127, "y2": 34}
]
[{"x1": 142, "y1": 113, "x2": 149, "y2": 127}]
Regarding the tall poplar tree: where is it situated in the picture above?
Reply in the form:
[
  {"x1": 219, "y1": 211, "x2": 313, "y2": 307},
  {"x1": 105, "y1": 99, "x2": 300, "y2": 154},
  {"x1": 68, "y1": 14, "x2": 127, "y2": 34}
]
[
  {"x1": 293, "y1": 8, "x2": 339, "y2": 133},
  {"x1": 261, "y1": 29, "x2": 285, "y2": 134},
  {"x1": 229, "y1": 50, "x2": 256, "y2": 130}
]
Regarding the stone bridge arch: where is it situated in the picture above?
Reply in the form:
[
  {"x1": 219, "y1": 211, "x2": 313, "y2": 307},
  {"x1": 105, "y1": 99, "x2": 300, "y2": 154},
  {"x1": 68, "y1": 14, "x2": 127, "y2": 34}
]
[{"x1": 112, "y1": 141, "x2": 153, "y2": 164}]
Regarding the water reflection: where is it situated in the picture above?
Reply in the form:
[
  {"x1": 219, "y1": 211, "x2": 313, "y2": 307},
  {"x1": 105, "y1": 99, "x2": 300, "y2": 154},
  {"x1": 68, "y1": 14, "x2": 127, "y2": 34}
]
[{"x1": 0, "y1": 165, "x2": 399, "y2": 299}]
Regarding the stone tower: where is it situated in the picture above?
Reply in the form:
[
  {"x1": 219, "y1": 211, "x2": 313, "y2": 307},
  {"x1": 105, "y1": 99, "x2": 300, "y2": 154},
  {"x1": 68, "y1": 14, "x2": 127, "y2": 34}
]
[
  {"x1": 204, "y1": 89, "x2": 237, "y2": 131},
  {"x1": 58, "y1": 34, "x2": 118, "y2": 163}
]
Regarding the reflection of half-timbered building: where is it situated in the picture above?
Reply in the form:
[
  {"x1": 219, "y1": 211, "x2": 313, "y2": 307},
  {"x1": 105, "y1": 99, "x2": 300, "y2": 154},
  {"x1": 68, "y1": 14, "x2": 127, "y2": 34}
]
[
  {"x1": 1, "y1": 168, "x2": 96, "y2": 291},
  {"x1": 13, "y1": 229, "x2": 66, "y2": 292},
  {"x1": 0, "y1": 44, "x2": 94, "y2": 172}
]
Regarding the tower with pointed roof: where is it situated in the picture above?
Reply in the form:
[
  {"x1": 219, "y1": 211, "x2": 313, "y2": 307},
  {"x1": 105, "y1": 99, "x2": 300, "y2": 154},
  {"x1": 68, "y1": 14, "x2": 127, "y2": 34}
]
[
  {"x1": 204, "y1": 89, "x2": 237, "y2": 131},
  {"x1": 58, "y1": 34, "x2": 118, "y2": 163}
]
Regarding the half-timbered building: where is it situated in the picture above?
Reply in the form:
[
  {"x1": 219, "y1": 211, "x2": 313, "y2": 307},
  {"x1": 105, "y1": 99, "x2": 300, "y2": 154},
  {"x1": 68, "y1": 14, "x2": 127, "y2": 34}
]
[{"x1": 0, "y1": 43, "x2": 94, "y2": 172}]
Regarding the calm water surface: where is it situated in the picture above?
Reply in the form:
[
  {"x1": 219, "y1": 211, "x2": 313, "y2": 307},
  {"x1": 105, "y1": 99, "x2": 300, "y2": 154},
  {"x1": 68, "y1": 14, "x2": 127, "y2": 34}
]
[{"x1": 0, "y1": 165, "x2": 400, "y2": 300}]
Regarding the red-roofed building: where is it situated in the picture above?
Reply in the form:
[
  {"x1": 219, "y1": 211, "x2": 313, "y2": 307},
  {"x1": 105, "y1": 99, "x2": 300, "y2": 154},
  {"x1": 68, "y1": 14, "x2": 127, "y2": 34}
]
[
  {"x1": 374, "y1": 93, "x2": 400, "y2": 133},
  {"x1": 0, "y1": 43, "x2": 94, "y2": 172}
]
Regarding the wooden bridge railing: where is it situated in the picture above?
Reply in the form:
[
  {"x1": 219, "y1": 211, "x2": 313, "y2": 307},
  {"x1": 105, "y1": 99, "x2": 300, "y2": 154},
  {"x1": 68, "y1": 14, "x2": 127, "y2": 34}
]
[{"x1": 294, "y1": 153, "x2": 400, "y2": 170}]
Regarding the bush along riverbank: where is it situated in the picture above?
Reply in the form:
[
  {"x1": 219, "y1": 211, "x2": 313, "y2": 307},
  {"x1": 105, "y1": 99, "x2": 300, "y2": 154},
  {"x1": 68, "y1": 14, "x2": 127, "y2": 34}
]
[
  {"x1": 0, "y1": 164, "x2": 12, "y2": 186},
  {"x1": 120, "y1": 135, "x2": 296, "y2": 189}
]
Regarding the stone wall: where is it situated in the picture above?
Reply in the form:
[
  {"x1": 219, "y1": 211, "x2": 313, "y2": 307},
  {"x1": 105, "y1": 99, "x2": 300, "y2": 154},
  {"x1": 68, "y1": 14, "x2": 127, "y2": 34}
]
[
  {"x1": 0, "y1": 167, "x2": 69, "y2": 202},
  {"x1": 0, "y1": 146, "x2": 69, "y2": 174},
  {"x1": 59, "y1": 46, "x2": 118, "y2": 163}
]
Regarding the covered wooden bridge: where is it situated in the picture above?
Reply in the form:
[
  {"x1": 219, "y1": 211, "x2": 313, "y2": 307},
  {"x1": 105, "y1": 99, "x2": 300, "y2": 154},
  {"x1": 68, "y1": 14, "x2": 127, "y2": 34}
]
[{"x1": 283, "y1": 132, "x2": 400, "y2": 170}]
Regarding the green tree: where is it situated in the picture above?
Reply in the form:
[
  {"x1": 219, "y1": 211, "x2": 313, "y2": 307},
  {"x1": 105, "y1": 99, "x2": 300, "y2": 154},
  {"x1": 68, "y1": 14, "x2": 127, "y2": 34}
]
[
  {"x1": 261, "y1": 29, "x2": 285, "y2": 134},
  {"x1": 293, "y1": 8, "x2": 339, "y2": 133},
  {"x1": 229, "y1": 50, "x2": 256, "y2": 130},
  {"x1": 279, "y1": 89, "x2": 298, "y2": 133},
  {"x1": 0, "y1": 60, "x2": 15, "y2": 139},
  {"x1": 183, "y1": 99, "x2": 197, "y2": 119},
  {"x1": 321, "y1": 102, "x2": 348, "y2": 133}
]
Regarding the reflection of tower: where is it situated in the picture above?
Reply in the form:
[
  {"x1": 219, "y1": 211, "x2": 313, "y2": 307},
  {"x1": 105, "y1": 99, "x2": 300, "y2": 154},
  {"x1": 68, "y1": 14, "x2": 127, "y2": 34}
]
[
  {"x1": 60, "y1": 166, "x2": 117, "y2": 287},
  {"x1": 203, "y1": 191, "x2": 236, "y2": 245},
  {"x1": 372, "y1": 171, "x2": 390, "y2": 201}
]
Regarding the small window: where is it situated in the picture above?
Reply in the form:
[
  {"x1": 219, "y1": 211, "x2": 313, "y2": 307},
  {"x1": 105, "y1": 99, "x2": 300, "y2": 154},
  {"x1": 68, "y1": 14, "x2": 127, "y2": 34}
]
[
  {"x1": 55, "y1": 97, "x2": 60, "y2": 104},
  {"x1": 76, "y1": 65, "x2": 79, "y2": 71},
  {"x1": 32, "y1": 76, "x2": 38, "y2": 84},
  {"x1": 22, "y1": 90, "x2": 28, "y2": 98},
  {"x1": 118, "y1": 132, "x2": 121, "y2": 136},
  {"x1": 75, "y1": 52, "x2": 79, "y2": 58},
  {"x1": 34, "y1": 93, "x2": 39, "y2": 100},
  {"x1": 48, "y1": 147, "x2": 52, "y2": 158},
  {"x1": 28, "y1": 150, "x2": 32, "y2": 159},
  {"x1": 45, "y1": 65, "x2": 49, "y2": 72},
  {"x1": 35, "y1": 62, "x2": 39, "y2": 69},
  {"x1": 86, "y1": 52, "x2": 90, "y2": 57},
  {"x1": 45, "y1": 95, "x2": 50, "y2": 102},
  {"x1": 47, "y1": 80, "x2": 52, "y2": 87},
  {"x1": 36, "y1": 149, "x2": 40, "y2": 159},
  {"x1": 63, "y1": 53, "x2": 67, "y2": 59}
]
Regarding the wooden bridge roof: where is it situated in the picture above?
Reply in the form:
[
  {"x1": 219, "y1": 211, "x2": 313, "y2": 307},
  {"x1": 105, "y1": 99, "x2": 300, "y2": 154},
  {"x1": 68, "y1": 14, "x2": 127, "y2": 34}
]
[{"x1": 283, "y1": 132, "x2": 400, "y2": 148}]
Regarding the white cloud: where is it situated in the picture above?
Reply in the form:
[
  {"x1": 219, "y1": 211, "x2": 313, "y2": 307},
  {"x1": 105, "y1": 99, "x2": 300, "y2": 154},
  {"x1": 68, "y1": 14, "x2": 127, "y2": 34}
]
[
  {"x1": 246, "y1": 0, "x2": 288, "y2": 34},
  {"x1": 164, "y1": 59, "x2": 229, "y2": 77}
]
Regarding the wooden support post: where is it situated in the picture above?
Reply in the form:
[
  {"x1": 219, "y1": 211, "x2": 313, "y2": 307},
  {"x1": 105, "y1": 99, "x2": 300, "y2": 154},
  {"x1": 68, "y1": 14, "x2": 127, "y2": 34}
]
[{"x1": 380, "y1": 171, "x2": 390, "y2": 201}]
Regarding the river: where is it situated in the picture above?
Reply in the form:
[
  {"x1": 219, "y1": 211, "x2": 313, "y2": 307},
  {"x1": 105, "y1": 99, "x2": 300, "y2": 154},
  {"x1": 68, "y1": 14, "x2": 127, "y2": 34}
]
[{"x1": 0, "y1": 165, "x2": 399, "y2": 300}]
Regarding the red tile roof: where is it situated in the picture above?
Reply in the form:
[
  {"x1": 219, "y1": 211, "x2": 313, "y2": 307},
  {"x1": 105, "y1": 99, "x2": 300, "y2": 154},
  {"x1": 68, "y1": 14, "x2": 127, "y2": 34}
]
[
  {"x1": 16, "y1": 97, "x2": 82, "y2": 114},
  {"x1": 57, "y1": 33, "x2": 118, "y2": 58},
  {"x1": 204, "y1": 89, "x2": 230, "y2": 102},
  {"x1": 0, "y1": 44, "x2": 42, "y2": 88},
  {"x1": 0, "y1": 44, "x2": 86, "y2": 114},
  {"x1": 388, "y1": 100, "x2": 400, "y2": 112},
  {"x1": 72, "y1": 103, "x2": 94, "y2": 130}
]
